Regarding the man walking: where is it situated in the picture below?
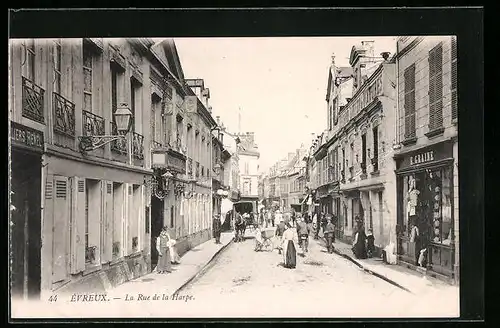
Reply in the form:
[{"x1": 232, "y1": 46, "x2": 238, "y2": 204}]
[
  {"x1": 296, "y1": 214, "x2": 311, "y2": 254},
  {"x1": 213, "y1": 214, "x2": 222, "y2": 244},
  {"x1": 324, "y1": 217, "x2": 335, "y2": 253}
]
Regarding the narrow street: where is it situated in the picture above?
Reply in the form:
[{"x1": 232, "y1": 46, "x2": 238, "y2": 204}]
[{"x1": 180, "y1": 233, "x2": 419, "y2": 318}]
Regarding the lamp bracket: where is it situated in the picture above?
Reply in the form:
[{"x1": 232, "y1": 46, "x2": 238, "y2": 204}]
[{"x1": 78, "y1": 135, "x2": 126, "y2": 153}]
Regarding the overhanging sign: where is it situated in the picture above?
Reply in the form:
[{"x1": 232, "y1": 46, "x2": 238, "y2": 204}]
[
  {"x1": 184, "y1": 79, "x2": 204, "y2": 89},
  {"x1": 10, "y1": 122, "x2": 44, "y2": 151}
]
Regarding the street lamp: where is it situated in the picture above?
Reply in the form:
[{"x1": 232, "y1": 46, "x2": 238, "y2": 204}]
[{"x1": 78, "y1": 103, "x2": 133, "y2": 153}]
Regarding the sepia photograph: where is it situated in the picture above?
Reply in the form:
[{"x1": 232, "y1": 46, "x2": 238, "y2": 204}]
[{"x1": 8, "y1": 8, "x2": 483, "y2": 322}]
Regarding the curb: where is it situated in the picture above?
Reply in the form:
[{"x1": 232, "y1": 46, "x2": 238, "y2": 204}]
[
  {"x1": 173, "y1": 237, "x2": 235, "y2": 295},
  {"x1": 318, "y1": 237, "x2": 413, "y2": 294}
]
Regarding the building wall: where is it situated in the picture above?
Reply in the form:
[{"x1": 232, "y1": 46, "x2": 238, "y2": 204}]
[
  {"x1": 396, "y1": 36, "x2": 459, "y2": 280},
  {"x1": 10, "y1": 38, "x2": 154, "y2": 297},
  {"x1": 239, "y1": 153, "x2": 259, "y2": 197}
]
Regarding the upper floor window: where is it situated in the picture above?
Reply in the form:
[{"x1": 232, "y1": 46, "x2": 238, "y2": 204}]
[
  {"x1": 451, "y1": 37, "x2": 458, "y2": 121},
  {"x1": 22, "y1": 39, "x2": 36, "y2": 82},
  {"x1": 404, "y1": 64, "x2": 416, "y2": 140},
  {"x1": 428, "y1": 43, "x2": 444, "y2": 132},
  {"x1": 83, "y1": 43, "x2": 94, "y2": 113},
  {"x1": 53, "y1": 39, "x2": 62, "y2": 94}
]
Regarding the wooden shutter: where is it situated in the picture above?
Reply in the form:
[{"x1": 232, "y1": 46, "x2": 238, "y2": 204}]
[
  {"x1": 52, "y1": 175, "x2": 69, "y2": 283},
  {"x1": 451, "y1": 37, "x2": 458, "y2": 120},
  {"x1": 100, "y1": 181, "x2": 113, "y2": 263},
  {"x1": 404, "y1": 64, "x2": 416, "y2": 139},
  {"x1": 71, "y1": 177, "x2": 86, "y2": 274},
  {"x1": 429, "y1": 43, "x2": 443, "y2": 130}
]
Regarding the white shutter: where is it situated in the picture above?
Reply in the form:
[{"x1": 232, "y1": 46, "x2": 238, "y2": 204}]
[
  {"x1": 71, "y1": 177, "x2": 86, "y2": 274},
  {"x1": 101, "y1": 181, "x2": 113, "y2": 263},
  {"x1": 52, "y1": 175, "x2": 69, "y2": 283}
]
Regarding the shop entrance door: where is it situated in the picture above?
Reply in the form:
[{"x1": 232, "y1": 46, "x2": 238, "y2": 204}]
[
  {"x1": 334, "y1": 198, "x2": 344, "y2": 239},
  {"x1": 150, "y1": 196, "x2": 164, "y2": 268},
  {"x1": 10, "y1": 149, "x2": 41, "y2": 300}
]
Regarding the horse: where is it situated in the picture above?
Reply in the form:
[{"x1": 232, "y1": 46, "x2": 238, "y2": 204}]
[{"x1": 235, "y1": 215, "x2": 246, "y2": 242}]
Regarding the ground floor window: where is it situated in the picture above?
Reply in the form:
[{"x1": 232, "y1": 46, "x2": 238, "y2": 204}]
[{"x1": 397, "y1": 164, "x2": 454, "y2": 276}]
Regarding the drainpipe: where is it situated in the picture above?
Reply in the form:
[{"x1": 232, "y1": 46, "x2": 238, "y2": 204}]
[{"x1": 393, "y1": 40, "x2": 401, "y2": 151}]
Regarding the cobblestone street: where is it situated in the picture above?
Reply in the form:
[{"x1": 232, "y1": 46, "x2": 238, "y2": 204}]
[{"x1": 180, "y1": 235, "x2": 459, "y2": 318}]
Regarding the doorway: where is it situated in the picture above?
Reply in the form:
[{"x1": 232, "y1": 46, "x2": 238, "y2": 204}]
[
  {"x1": 10, "y1": 149, "x2": 41, "y2": 300},
  {"x1": 150, "y1": 195, "x2": 164, "y2": 268}
]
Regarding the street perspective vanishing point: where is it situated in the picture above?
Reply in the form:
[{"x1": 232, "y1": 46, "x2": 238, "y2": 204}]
[{"x1": 9, "y1": 35, "x2": 460, "y2": 319}]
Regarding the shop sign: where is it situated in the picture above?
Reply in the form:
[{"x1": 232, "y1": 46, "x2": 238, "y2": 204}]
[
  {"x1": 185, "y1": 79, "x2": 204, "y2": 88},
  {"x1": 167, "y1": 152, "x2": 186, "y2": 174},
  {"x1": 10, "y1": 122, "x2": 44, "y2": 151},
  {"x1": 397, "y1": 141, "x2": 453, "y2": 170}
]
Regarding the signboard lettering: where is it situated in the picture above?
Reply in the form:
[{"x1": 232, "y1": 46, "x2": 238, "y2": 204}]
[
  {"x1": 410, "y1": 151, "x2": 434, "y2": 166},
  {"x1": 11, "y1": 122, "x2": 44, "y2": 150},
  {"x1": 184, "y1": 79, "x2": 204, "y2": 88}
]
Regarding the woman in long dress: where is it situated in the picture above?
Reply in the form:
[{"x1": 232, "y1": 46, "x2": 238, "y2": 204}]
[
  {"x1": 281, "y1": 223, "x2": 299, "y2": 269},
  {"x1": 352, "y1": 224, "x2": 368, "y2": 259},
  {"x1": 156, "y1": 226, "x2": 172, "y2": 274},
  {"x1": 166, "y1": 228, "x2": 180, "y2": 264}
]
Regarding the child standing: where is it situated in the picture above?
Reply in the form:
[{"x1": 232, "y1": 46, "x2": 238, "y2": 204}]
[{"x1": 366, "y1": 229, "x2": 375, "y2": 258}]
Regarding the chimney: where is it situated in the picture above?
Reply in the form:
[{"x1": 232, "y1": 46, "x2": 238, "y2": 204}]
[
  {"x1": 361, "y1": 41, "x2": 375, "y2": 59},
  {"x1": 331, "y1": 53, "x2": 336, "y2": 65}
]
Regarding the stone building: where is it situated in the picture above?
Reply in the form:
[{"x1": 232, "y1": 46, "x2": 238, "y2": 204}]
[
  {"x1": 10, "y1": 38, "x2": 154, "y2": 299},
  {"x1": 235, "y1": 132, "x2": 260, "y2": 213},
  {"x1": 393, "y1": 36, "x2": 458, "y2": 282}
]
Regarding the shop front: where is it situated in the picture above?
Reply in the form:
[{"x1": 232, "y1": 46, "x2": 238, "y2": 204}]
[
  {"x1": 10, "y1": 122, "x2": 44, "y2": 300},
  {"x1": 395, "y1": 140, "x2": 455, "y2": 280},
  {"x1": 316, "y1": 185, "x2": 331, "y2": 215}
]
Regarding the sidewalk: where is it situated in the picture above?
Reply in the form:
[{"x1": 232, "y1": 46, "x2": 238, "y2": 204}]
[
  {"x1": 317, "y1": 234, "x2": 459, "y2": 296},
  {"x1": 108, "y1": 232, "x2": 233, "y2": 298}
]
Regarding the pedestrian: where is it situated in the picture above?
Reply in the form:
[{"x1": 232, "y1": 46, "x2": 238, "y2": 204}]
[
  {"x1": 324, "y1": 218, "x2": 335, "y2": 253},
  {"x1": 254, "y1": 225, "x2": 264, "y2": 251},
  {"x1": 352, "y1": 218, "x2": 368, "y2": 259},
  {"x1": 291, "y1": 211, "x2": 297, "y2": 227},
  {"x1": 366, "y1": 228, "x2": 375, "y2": 258},
  {"x1": 275, "y1": 218, "x2": 286, "y2": 254},
  {"x1": 274, "y1": 210, "x2": 282, "y2": 227},
  {"x1": 259, "y1": 210, "x2": 265, "y2": 227},
  {"x1": 281, "y1": 222, "x2": 298, "y2": 269},
  {"x1": 234, "y1": 212, "x2": 244, "y2": 242},
  {"x1": 314, "y1": 212, "x2": 322, "y2": 239},
  {"x1": 296, "y1": 215, "x2": 311, "y2": 254},
  {"x1": 213, "y1": 214, "x2": 222, "y2": 244},
  {"x1": 321, "y1": 213, "x2": 329, "y2": 236},
  {"x1": 155, "y1": 226, "x2": 172, "y2": 274},
  {"x1": 166, "y1": 227, "x2": 180, "y2": 264}
]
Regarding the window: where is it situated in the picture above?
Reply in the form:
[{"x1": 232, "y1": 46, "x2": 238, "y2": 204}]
[
  {"x1": 83, "y1": 44, "x2": 93, "y2": 113},
  {"x1": 451, "y1": 37, "x2": 458, "y2": 121},
  {"x1": 404, "y1": 64, "x2": 416, "y2": 139},
  {"x1": 23, "y1": 39, "x2": 36, "y2": 81},
  {"x1": 151, "y1": 94, "x2": 162, "y2": 143},
  {"x1": 84, "y1": 179, "x2": 100, "y2": 266},
  {"x1": 349, "y1": 142, "x2": 354, "y2": 168},
  {"x1": 429, "y1": 43, "x2": 444, "y2": 131},
  {"x1": 130, "y1": 79, "x2": 139, "y2": 133},
  {"x1": 361, "y1": 134, "x2": 367, "y2": 174},
  {"x1": 53, "y1": 39, "x2": 62, "y2": 94},
  {"x1": 333, "y1": 98, "x2": 338, "y2": 125},
  {"x1": 372, "y1": 126, "x2": 379, "y2": 172},
  {"x1": 111, "y1": 67, "x2": 118, "y2": 114}
]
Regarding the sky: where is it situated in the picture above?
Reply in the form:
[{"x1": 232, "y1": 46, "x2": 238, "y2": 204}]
[{"x1": 173, "y1": 37, "x2": 397, "y2": 173}]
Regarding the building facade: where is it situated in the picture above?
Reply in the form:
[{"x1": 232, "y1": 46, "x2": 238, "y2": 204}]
[
  {"x1": 393, "y1": 36, "x2": 458, "y2": 282},
  {"x1": 10, "y1": 38, "x2": 154, "y2": 299},
  {"x1": 9, "y1": 37, "x2": 224, "y2": 300},
  {"x1": 236, "y1": 132, "x2": 260, "y2": 212}
]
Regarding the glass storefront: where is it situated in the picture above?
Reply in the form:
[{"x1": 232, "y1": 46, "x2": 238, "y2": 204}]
[{"x1": 397, "y1": 163, "x2": 454, "y2": 277}]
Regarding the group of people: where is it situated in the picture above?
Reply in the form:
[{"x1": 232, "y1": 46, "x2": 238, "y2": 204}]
[
  {"x1": 155, "y1": 226, "x2": 181, "y2": 274},
  {"x1": 351, "y1": 216, "x2": 376, "y2": 259}
]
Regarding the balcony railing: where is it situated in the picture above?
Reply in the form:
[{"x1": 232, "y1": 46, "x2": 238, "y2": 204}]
[
  {"x1": 53, "y1": 92, "x2": 76, "y2": 137},
  {"x1": 188, "y1": 158, "x2": 193, "y2": 176},
  {"x1": 195, "y1": 161, "x2": 200, "y2": 178},
  {"x1": 132, "y1": 132, "x2": 144, "y2": 159},
  {"x1": 82, "y1": 110, "x2": 105, "y2": 136},
  {"x1": 22, "y1": 77, "x2": 45, "y2": 124},
  {"x1": 111, "y1": 122, "x2": 127, "y2": 154}
]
